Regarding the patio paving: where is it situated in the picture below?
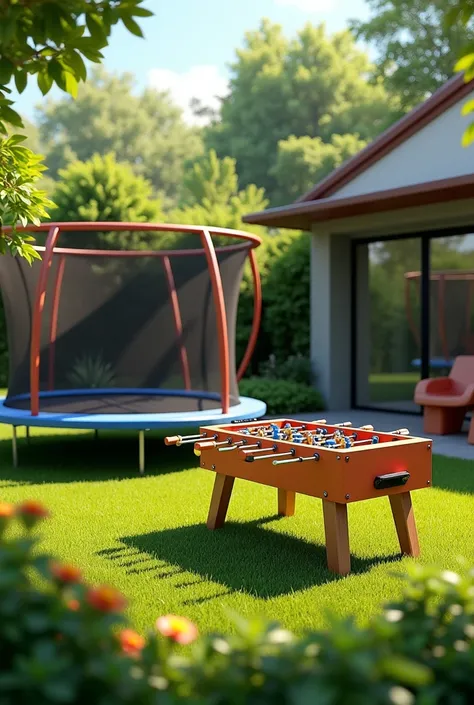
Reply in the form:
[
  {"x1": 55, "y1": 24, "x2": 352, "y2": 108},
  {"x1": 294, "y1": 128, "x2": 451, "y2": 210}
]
[{"x1": 286, "y1": 410, "x2": 474, "y2": 461}]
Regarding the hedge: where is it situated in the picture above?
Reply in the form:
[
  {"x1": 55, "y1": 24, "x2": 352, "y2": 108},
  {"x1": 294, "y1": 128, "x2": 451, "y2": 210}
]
[
  {"x1": 239, "y1": 377, "x2": 324, "y2": 415},
  {"x1": 1, "y1": 500, "x2": 474, "y2": 704}
]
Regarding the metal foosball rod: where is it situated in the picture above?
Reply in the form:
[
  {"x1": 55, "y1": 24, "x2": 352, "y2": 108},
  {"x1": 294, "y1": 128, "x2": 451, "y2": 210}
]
[
  {"x1": 246, "y1": 449, "x2": 296, "y2": 463},
  {"x1": 164, "y1": 432, "x2": 214, "y2": 446},
  {"x1": 241, "y1": 444, "x2": 277, "y2": 456},
  {"x1": 219, "y1": 441, "x2": 261, "y2": 452},
  {"x1": 273, "y1": 452, "x2": 320, "y2": 466}
]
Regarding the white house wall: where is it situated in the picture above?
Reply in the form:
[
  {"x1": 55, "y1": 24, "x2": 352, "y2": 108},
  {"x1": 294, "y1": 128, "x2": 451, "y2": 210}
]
[{"x1": 332, "y1": 90, "x2": 474, "y2": 199}]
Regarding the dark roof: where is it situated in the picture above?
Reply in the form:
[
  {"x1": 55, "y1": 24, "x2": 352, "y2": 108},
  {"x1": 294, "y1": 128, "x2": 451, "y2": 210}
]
[{"x1": 243, "y1": 174, "x2": 474, "y2": 230}]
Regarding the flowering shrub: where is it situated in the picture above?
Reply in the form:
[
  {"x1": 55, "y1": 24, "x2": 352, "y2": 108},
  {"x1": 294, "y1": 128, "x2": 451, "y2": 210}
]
[{"x1": 0, "y1": 499, "x2": 474, "y2": 704}]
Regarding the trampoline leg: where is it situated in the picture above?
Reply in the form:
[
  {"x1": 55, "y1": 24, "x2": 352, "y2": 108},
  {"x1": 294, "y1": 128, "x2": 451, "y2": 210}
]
[
  {"x1": 25, "y1": 426, "x2": 30, "y2": 445},
  {"x1": 94, "y1": 429, "x2": 99, "y2": 441},
  {"x1": 139, "y1": 431, "x2": 145, "y2": 474},
  {"x1": 12, "y1": 427, "x2": 18, "y2": 468}
]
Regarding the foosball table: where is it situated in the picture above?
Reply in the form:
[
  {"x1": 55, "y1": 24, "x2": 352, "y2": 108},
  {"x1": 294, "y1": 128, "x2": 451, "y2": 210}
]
[{"x1": 165, "y1": 418, "x2": 432, "y2": 576}]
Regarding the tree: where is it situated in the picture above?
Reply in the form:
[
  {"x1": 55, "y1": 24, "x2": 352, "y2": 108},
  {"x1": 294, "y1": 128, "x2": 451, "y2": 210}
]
[
  {"x1": 169, "y1": 149, "x2": 269, "y2": 236},
  {"x1": 447, "y1": 1, "x2": 474, "y2": 145},
  {"x1": 271, "y1": 133, "x2": 367, "y2": 205},
  {"x1": 349, "y1": 0, "x2": 473, "y2": 111},
  {"x1": 205, "y1": 19, "x2": 399, "y2": 204},
  {"x1": 37, "y1": 68, "x2": 203, "y2": 207},
  {"x1": 50, "y1": 153, "x2": 162, "y2": 249},
  {"x1": 0, "y1": 0, "x2": 154, "y2": 261}
]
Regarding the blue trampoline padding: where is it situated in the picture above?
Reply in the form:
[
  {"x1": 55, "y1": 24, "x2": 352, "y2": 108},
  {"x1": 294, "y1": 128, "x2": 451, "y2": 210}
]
[
  {"x1": 411, "y1": 358, "x2": 454, "y2": 369},
  {"x1": 0, "y1": 395, "x2": 267, "y2": 430}
]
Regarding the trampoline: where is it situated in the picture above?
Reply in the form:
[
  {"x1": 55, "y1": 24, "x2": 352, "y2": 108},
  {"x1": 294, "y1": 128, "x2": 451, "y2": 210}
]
[
  {"x1": 405, "y1": 270, "x2": 474, "y2": 372},
  {"x1": 0, "y1": 222, "x2": 267, "y2": 471}
]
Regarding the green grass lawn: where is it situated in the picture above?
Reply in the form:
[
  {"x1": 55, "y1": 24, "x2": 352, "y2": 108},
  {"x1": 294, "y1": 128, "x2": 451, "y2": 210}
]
[{"x1": 0, "y1": 423, "x2": 473, "y2": 638}]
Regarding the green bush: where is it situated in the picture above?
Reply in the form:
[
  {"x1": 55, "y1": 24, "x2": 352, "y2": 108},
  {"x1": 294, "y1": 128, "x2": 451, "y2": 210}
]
[
  {"x1": 237, "y1": 230, "x2": 304, "y2": 374},
  {"x1": 1, "y1": 499, "x2": 474, "y2": 704},
  {"x1": 259, "y1": 353, "x2": 313, "y2": 385},
  {"x1": 0, "y1": 302, "x2": 7, "y2": 387},
  {"x1": 49, "y1": 153, "x2": 163, "y2": 249},
  {"x1": 239, "y1": 376, "x2": 324, "y2": 414},
  {"x1": 263, "y1": 231, "x2": 310, "y2": 361}
]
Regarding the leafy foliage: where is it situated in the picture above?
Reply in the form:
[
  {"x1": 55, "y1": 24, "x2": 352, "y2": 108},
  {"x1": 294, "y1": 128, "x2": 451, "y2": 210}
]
[
  {"x1": 2, "y1": 500, "x2": 474, "y2": 703},
  {"x1": 205, "y1": 20, "x2": 399, "y2": 203},
  {"x1": 171, "y1": 149, "x2": 268, "y2": 233},
  {"x1": 37, "y1": 68, "x2": 203, "y2": 207},
  {"x1": 263, "y1": 232, "x2": 310, "y2": 361},
  {"x1": 350, "y1": 0, "x2": 472, "y2": 110},
  {"x1": 68, "y1": 353, "x2": 116, "y2": 389},
  {"x1": 0, "y1": 0, "x2": 153, "y2": 124},
  {"x1": 0, "y1": 0, "x2": 154, "y2": 262},
  {"x1": 0, "y1": 133, "x2": 53, "y2": 262},
  {"x1": 50, "y1": 153, "x2": 162, "y2": 248},
  {"x1": 271, "y1": 133, "x2": 367, "y2": 205},
  {"x1": 258, "y1": 353, "x2": 314, "y2": 385},
  {"x1": 448, "y1": 1, "x2": 474, "y2": 146}
]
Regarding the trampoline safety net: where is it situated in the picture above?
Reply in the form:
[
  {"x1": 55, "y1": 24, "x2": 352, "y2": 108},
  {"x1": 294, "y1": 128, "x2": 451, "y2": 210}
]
[{"x1": 0, "y1": 230, "x2": 250, "y2": 414}]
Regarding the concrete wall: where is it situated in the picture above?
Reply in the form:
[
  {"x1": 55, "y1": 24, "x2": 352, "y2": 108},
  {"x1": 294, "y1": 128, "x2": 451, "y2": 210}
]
[
  {"x1": 310, "y1": 231, "x2": 371, "y2": 410},
  {"x1": 333, "y1": 90, "x2": 474, "y2": 199},
  {"x1": 310, "y1": 229, "x2": 352, "y2": 409}
]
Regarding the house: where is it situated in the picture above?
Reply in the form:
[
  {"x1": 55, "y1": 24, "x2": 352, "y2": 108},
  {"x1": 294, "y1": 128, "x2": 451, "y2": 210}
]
[{"x1": 243, "y1": 74, "x2": 474, "y2": 414}]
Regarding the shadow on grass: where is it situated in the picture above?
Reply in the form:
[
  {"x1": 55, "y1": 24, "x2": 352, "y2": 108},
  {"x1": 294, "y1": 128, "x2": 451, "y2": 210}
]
[
  {"x1": 99, "y1": 516, "x2": 401, "y2": 599},
  {"x1": 0, "y1": 427, "x2": 199, "y2": 485},
  {"x1": 432, "y1": 455, "x2": 474, "y2": 496}
]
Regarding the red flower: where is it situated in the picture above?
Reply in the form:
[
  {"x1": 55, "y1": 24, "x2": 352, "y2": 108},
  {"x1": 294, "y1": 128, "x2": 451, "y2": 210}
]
[
  {"x1": 119, "y1": 629, "x2": 146, "y2": 657},
  {"x1": 0, "y1": 502, "x2": 15, "y2": 518},
  {"x1": 155, "y1": 614, "x2": 198, "y2": 645},
  {"x1": 17, "y1": 500, "x2": 50, "y2": 528},
  {"x1": 51, "y1": 562, "x2": 82, "y2": 584},
  {"x1": 18, "y1": 500, "x2": 50, "y2": 518},
  {"x1": 86, "y1": 586, "x2": 127, "y2": 613},
  {"x1": 66, "y1": 599, "x2": 80, "y2": 612}
]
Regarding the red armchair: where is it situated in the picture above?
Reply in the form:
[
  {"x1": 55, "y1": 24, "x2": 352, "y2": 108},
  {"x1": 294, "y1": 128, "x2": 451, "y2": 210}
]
[{"x1": 414, "y1": 356, "x2": 474, "y2": 442}]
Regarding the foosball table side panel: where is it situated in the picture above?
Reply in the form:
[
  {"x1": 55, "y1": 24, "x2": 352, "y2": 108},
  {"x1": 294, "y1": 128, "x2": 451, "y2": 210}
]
[
  {"x1": 196, "y1": 447, "x2": 346, "y2": 501},
  {"x1": 340, "y1": 439, "x2": 432, "y2": 503}
]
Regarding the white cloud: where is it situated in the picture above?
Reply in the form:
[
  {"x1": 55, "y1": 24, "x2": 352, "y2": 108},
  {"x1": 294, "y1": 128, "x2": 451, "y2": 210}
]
[
  {"x1": 275, "y1": 0, "x2": 337, "y2": 12},
  {"x1": 147, "y1": 65, "x2": 229, "y2": 125}
]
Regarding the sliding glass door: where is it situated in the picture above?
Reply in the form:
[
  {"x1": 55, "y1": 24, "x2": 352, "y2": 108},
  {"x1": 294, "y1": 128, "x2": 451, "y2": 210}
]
[{"x1": 353, "y1": 237, "x2": 421, "y2": 412}]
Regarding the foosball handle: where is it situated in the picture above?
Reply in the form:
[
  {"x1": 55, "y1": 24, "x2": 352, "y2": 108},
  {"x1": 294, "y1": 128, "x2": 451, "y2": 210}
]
[
  {"x1": 311, "y1": 418, "x2": 327, "y2": 424},
  {"x1": 164, "y1": 435, "x2": 181, "y2": 446},
  {"x1": 360, "y1": 425, "x2": 374, "y2": 431},
  {"x1": 391, "y1": 428, "x2": 410, "y2": 436},
  {"x1": 195, "y1": 441, "x2": 216, "y2": 451}
]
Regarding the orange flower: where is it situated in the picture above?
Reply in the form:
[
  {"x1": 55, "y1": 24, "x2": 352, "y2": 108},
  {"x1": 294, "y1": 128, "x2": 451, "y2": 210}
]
[
  {"x1": 155, "y1": 614, "x2": 198, "y2": 645},
  {"x1": 0, "y1": 502, "x2": 15, "y2": 518},
  {"x1": 86, "y1": 586, "x2": 127, "y2": 613},
  {"x1": 119, "y1": 629, "x2": 146, "y2": 657},
  {"x1": 51, "y1": 562, "x2": 82, "y2": 584},
  {"x1": 66, "y1": 599, "x2": 80, "y2": 611}
]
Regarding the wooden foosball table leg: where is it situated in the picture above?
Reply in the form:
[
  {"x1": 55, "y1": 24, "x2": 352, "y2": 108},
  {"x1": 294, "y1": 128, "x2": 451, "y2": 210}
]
[
  {"x1": 207, "y1": 474, "x2": 235, "y2": 529},
  {"x1": 278, "y1": 489, "x2": 296, "y2": 516},
  {"x1": 322, "y1": 500, "x2": 351, "y2": 576},
  {"x1": 389, "y1": 492, "x2": 420, "y2": 557}
]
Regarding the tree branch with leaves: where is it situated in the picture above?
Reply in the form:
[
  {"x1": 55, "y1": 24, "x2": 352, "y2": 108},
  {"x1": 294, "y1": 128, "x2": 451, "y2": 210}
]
[{"x1": 0, "y1": 0, "x2": 153, "y2": 261}]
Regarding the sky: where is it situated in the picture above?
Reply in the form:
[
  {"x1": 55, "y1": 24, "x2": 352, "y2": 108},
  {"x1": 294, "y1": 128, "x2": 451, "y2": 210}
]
[{"x1": 14, "y1": 0, "x2": 371, "y2": 125}]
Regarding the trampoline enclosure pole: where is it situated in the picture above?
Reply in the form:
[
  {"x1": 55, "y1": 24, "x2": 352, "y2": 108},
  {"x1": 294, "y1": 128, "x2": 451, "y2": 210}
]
[
  {"x1": 30, "y1": 225, "x2": 62, "y2": 416},
  {"x1": 139, "y1": 431, "x2": 145, "y2": 474},
  {"x1": 12, "y1": 426, "x2": 18, "y2": 468},
  {"x1": 237, "y1": 247, "x2": 262, "y2": 381},
  {"x1": 199, "y1": 228, "x2": 230, "y2": 414}
]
